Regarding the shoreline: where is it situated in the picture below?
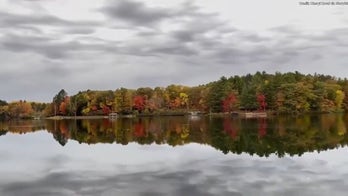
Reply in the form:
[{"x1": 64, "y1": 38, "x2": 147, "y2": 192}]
[
  {"x1": 46, "y1": 116, "x2": 109, "y2": 120},
  {"x1": 7, "y1": 110, "x2": 346, "y2": 121},
  {"x1": 45, "y1": 111, "x2": 268, "y2": 120}
]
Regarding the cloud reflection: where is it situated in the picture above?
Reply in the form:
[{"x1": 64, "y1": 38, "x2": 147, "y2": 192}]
[
  {"x1": 1, "y1": 129, "x2": 348, "y2": 196},
  {"x1": 1, "y1": 150, "x2": 348, "y2": 196}
]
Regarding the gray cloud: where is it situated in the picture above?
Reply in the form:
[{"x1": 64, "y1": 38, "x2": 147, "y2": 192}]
[
  {"x1": 0, "y1": 11, "x2": 99, "y2": 28},
  {"x1": 62, "y1": 27, "x2": 96, "y2": 35},
  {"x1": 0, "y1": 0, "x2": 348, "y2": 101},
  {"x1": 1, "y1": 36, "x2": 68, "y2": 59},
  {"x1": 148, "y1": 44, "x2": 198, "y2": 56},
  {"x1": 100, "y1": 0, "x2": 172, "y2": 26},
  {"x1": 171, "y1": 30, "x2": 196, "y2": 42},
  {"x1": 0, "y1": 11, "x2": 68, "y2": 27},
  {"x1": 241, "y1": 33, "x2": 271, "y2": 43},
  {"x1": 0, "y1": 34, "x2": 118, "y2": 59}
]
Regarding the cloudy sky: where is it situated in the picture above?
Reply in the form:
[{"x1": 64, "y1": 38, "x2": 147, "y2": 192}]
[{"x1": 1, "y1": 0, "x2": 348, "y2": 102}]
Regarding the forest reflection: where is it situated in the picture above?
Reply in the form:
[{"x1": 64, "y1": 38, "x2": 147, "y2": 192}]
[{"x1": 1, "y1": 114, "x2": 348, "y2": 157}]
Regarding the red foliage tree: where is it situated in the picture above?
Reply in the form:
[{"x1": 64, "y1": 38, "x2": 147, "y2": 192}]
[
  {"x1": 133, "y1": 95, "x2": 145, "y2": 112},
  {"x1": 59, "y1": 96, "x2": 70, "y2": 115},
  {"x1": 169, "y1": 97, "x2": 181, "y2": 109},
  {"x1": 222, "y1": 93, "x2": 237, "y2": 112},
  {"x1": 91, "y1": 105, "x2": 98, "y2": 111},
  {"x1": 102, "y1": 105, "x2": 111, "y2": 115},
  {"x1": 257, "y1": 93, "x2": 266, "y2": 111}
]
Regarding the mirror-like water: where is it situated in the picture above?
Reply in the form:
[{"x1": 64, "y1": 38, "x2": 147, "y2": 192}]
[{"x1": 1, "y1": 114, "x2": 348, "y2": 195}]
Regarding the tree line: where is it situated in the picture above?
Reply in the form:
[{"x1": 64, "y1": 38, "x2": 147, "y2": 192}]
[{"x1": 1, "y1": 71, "x2": 348, "y2": 119}]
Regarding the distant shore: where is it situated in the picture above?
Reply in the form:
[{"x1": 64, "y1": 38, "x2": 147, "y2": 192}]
[
  {"x1": 46, "y1": 116, "x2": 109, "y2": 120},
  {"x1": 45, "y1": 111, "x2": 271, "y2": 120},
  {"x1": 9, "y1": 110, "x2": 345, "y2": 121},
  {"x1": 45, "y1": 113, "x2": 190, "y2": 120}
]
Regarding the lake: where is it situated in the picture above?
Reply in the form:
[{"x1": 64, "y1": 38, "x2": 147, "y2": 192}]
[{"x1": 1, "y1": 114, "x2": 348, "y2": 196}]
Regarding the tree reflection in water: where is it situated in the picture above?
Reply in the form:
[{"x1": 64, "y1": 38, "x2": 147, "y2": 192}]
[{"x1": 1, "y1": 114, "x2": 348, "y2": 157}]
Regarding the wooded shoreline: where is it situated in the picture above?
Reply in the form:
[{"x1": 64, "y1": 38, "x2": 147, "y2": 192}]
[
  {"x1": 43, "y1": 110, "x2": 344, "y2": 120},
  {"x1": 1, "y1": 71, "x2": 348, "y2": 120}
]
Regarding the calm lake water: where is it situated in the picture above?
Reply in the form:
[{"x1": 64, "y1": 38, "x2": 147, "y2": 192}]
[{"x1": 1, "y1": 114, "x2": 348, "y2": 196}]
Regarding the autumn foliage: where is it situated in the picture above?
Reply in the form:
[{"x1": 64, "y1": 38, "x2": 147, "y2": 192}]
[
  {"x1": 59, "y1": 96, "x2": 70, "y2": 115},
  {"x1": 3, "y1": 71, "x2": 348, "y2": 119},
  {"x1": 222, "y1": 93, "x2": 237, "y2": 112},
  {"x1": 133, "y1": 95, "x2": 145, "y2": 112},
  {"x1": 257, "y1": 94, "x2": 266, "y2": 111},
  {"x1": 7, "y1": 100, "x2": 34, "y2": 118}
]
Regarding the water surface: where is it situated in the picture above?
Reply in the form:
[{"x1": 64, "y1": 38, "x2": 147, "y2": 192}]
[{"x1": 1, "y1": 114, "x2": 348, "y2": 195}]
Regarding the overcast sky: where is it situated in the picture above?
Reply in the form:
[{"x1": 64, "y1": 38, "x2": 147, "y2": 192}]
[{"x1": 1, "y1": 0, "x2": 348, "y2": 102}]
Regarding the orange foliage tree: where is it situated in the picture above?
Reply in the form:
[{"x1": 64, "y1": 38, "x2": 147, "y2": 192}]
[{"x1": 8, "y1": 100, "x2": 34, "y2": 118}]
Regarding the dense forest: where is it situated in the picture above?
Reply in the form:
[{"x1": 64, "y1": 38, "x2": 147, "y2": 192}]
[{"x1": 1, "y1": 71, "x2": 348, "y2": 119}]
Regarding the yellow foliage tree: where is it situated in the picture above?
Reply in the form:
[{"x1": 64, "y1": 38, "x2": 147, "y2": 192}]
[{"x1": 335, "y1": 90, "x2": 345, "y2": 110}]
